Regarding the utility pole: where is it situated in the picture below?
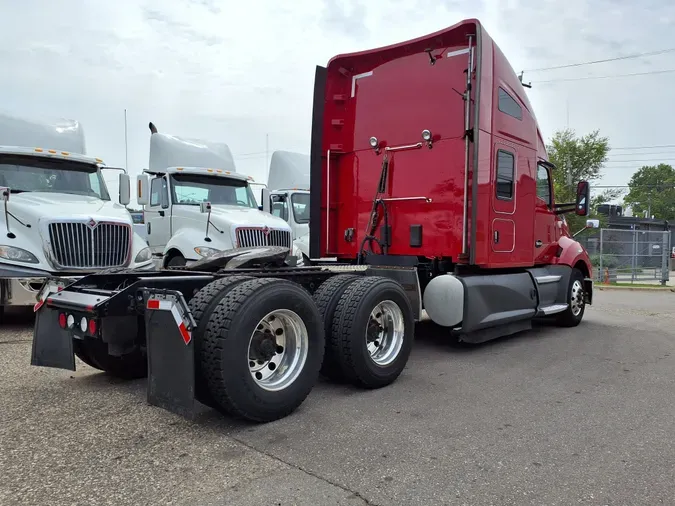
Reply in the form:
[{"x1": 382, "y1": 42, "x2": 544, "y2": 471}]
[
  {"x1": 265, "y1": 133, "x2": 269, "y2": 180},
  {"x1": 566, "y1": 98, "x2": 570, "y2": 129},
  {"x1": 124, "y1": 109, "x2": 129, "y2": 171}
]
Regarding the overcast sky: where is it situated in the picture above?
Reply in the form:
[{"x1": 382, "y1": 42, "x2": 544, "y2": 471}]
[{"x1": 1, "y1": 0, "x2": 674, "y2": 206}]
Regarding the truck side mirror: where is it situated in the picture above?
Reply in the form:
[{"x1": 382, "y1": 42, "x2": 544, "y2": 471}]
[
  {"x1": 575, "y1": 181, "x2": 590, "y2": 216},
  {"x1": 586, "y1": 219, "x2": 600, "y2": 229},
  {"x1": 0, "y1": 187, "x2": 9, "y2": 202},
  {"x1": 261, "y1": 188, "x2": 271, "y2": 213},
  {"x1": 199, "y1": 201, "x2": 212, "y2": 213},
  {"x1": 119, "y1": 173, "x2": 131, "y2": 206},
  {"x1": 160, "y1": 186, "x2": 169, "y2": 209},
  {"x1": 137, "y1": 175, "x2": 150, "y2": 205}
]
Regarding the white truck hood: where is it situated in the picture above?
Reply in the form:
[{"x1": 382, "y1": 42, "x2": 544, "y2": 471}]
[
  {"x1": 208, "y1": 205, "x2": 291, "y2": 228},
  {"x1": 8, "y1": 192, "x2": 131, "y2": 224}
]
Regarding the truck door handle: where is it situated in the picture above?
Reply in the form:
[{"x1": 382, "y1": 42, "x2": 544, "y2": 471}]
[
  {"x1": 494, "y1": 230, "x2": 499, "y2": 243},
  {"x1": 535, "y1": 240, "x2": 542, "y2": 248},
  {"x1": 147, "y1": 222, "x2": 151, "y2": 234},
  {"x1": 158, "y1": 210, "x2": 165, "y2": 217}
]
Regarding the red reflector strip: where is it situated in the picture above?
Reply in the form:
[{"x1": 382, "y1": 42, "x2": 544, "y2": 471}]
[
  {"x1": 146, "y1": 297, "x2": 192, "y2": 345},
  {"x1": 170, "y1": 306, "x2": 192, "y2": 345},
  {"x1": 147, "y1": 299, "x2": 173, "y2": 311},
  {"x1": 178, "y1": 322, "x2": 191, "y2": 345}
]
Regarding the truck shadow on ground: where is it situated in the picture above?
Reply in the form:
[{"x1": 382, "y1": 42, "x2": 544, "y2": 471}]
[{"x1": 16, "y1": 308, "x2": 609, "y2": 432}]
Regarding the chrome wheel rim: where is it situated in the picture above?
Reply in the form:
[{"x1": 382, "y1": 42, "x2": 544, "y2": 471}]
[
  {"x1": 571, "y1": 280, "x2": 584, "y2": 316},
  {"x1": 248, "y1": 309, "x2": 308, "y2": 391},
  {"x1": 366, "y1": 300, "x2": 405, "y2": 366}
]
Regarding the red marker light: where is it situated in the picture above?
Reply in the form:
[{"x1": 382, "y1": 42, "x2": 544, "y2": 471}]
[
  {"x1": 58, "y1": 313, "x2": 67, "y2": 329},
  {"x1": 88, "y1": 319, "x2": 97, "y2": 335}
]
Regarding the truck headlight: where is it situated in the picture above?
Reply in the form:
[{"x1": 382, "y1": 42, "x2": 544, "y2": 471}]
[
  {"x1": 134, "y1": 247, "x2": 152, "y2": 263},
  {"x1": 194, "y1": 246, "x2": 220, "y2": 258},
  {"x1": 0, "y1": 245, "x2": 39, "y2": 264}
]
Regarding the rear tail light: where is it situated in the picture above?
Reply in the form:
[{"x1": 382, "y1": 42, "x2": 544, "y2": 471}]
[
  {"x1": 88, "y1": 319, "x2": 97, "y2": 334},
  {"x1": 58, "y1": 313, "x2": 67, "y2": 329},
  {"x1": 66, "y1": 314, "x2": 75, "y2": 328},
  {"x1": 80, "y1": 317, "x2": 88, "y2": 332}
]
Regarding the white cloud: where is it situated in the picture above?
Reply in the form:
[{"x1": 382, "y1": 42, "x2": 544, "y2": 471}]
[{"x1": 1, "y1": 0, "x2": 674, "y2": 205}]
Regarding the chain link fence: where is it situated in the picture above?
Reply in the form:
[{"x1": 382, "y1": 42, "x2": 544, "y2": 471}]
[{"x1": 579, "y1": 229, "x2": 671, "y2": 285}]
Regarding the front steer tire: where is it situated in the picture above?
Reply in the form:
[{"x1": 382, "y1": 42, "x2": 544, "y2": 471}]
[
  {"x1": 201, "y1": 278, "x2": 325, "y2": 423},
  {"x1": 331, "y1": 276, "x2": 414, "y2": 389},
  {"x1": 555, "y1": 268, "x2": 586, "y2": 327},
  {"x1": 188, "y1": 275, "x2": 254, "y2": 407},
  {"x1": 73, "y1": 339, "x2": 147, "y2": 380}
]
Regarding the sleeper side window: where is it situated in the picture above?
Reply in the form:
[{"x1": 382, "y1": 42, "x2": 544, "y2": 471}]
[
  {"x1": 498, "y1": 87, "x2": 523, "y2": 120},
  {"x1": 496, "y1": 150, "x2": 515, "y2": 200}
]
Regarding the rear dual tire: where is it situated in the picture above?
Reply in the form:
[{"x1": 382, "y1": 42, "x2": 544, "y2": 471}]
[
  {"x1": 73, "y1": 339, "x2": 147, "y2": 380},
  {"x1": 316, "y1": 276, "x2": 414, "y2": 389},
  {"x1": 193, "y1": 277, "x2": 325, "y2": 422}
]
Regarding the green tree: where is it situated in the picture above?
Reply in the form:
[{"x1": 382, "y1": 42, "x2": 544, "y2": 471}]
[
  {"x1": 623, "y1": 164, "x2": 675, "y2": 220},
  {"x1": 546, "y1": 129, "x2": 621, "y2": 231}
]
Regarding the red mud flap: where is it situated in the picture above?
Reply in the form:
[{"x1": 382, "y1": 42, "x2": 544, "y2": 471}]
[{"x1": 144, "y1": 289, "x2": 198, "y2": 420}]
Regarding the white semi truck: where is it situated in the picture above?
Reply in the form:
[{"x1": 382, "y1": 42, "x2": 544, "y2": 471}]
[
  {"x1": 266, "y1": 150, "x2": 311, "y2": 261},
  {"x1": 0, "y1": 113, "x2": 154, "y2": 317},
  {"x1": 138, "y1": 123, "x2": 297, "y2": 267}
]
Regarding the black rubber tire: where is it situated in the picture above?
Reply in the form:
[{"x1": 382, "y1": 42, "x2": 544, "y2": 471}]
[
  {"x1": 167, "y1": 254, "x2": 187, "y2": 268},
  {"x1": 555, "y1": 268, "x2": 586, "y2": 327},
  {"x1": 201, "y1": 278, "x2": 325, "y2": 422},
  {"x1": 188, "y1": 275, "x2": 253, "y2": 407},
  {"x1": 73, "y1": 339, "x2": 147, "y2": 380},
  {"x1": 312, "y1": 274, "x2": 362, "y2": 381},
  {"x1": 331, "y1": 276, "x2": 414, "y2": 389}
]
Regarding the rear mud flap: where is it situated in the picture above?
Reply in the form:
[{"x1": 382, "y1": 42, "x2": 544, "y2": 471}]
[
  {"x1": 144, "y1": 291, "x2": 197, "y2": 420},
  {"x1": 31, "y1": 307, "x2": 76, "y2": 371}
]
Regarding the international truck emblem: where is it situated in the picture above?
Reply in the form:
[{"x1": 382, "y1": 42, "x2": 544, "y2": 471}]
[
  {"x1": 262, "y1": 226, "x2": 270, "y2": 237},
  {"x1": 87, "y1": 218, "x2": 97, "y2": 228}
]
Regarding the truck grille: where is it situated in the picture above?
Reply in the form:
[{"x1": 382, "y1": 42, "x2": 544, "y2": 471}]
[
  {"x1": 48, "y1": 221, "x2": 131, "y2": 269},
  {"x1": 236, "y1": 228, "x2": 291, "y2": 249}
]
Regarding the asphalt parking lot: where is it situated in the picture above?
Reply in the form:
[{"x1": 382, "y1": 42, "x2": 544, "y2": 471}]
[{"x1": 2, "y1": 289, "x2": 675, "y2": 506}]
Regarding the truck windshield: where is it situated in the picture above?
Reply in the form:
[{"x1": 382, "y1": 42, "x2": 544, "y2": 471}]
[
  {"x1": 170, "y1": 173, "x2": 257, "y2": 208},
  {"x1": 0, "y1": 156, "x2": 110, "y2": 200},
  {"x1": 291, "y1": 193, "x2": 310, "y2": 223}
]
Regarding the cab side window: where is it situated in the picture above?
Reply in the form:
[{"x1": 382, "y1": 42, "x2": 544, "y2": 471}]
[
  {"x1": 536, "y1": 164, "x2": 551, "y2": 207},
  {"x1": 270, "y1": 195, "x2": 289, "y2": 221},
  {"x1": 150, "y1": 177, "x2": 167, "y2": 207}
]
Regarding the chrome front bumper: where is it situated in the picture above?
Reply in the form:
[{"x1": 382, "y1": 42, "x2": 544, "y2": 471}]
[
  {"x1": 0, "y1": 260, "x2": 155, "y2": 308},
  {"x1": 0, "y1": 277, "x2": 48, "y2": 306}
]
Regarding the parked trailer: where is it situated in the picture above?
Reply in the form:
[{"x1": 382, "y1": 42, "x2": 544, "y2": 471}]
[{"x1": 31, "y1": 19, "x2": 594, "y2": 423}]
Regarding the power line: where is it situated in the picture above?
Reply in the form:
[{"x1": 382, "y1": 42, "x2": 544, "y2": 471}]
[
  {"x1": 609, "y1": 151, "x2": 675, "y2": 157},
  {"x1": 523, "y1": 47, "x2": 675, "y2": 72},
  {"x1": 610, "y1": 144, "x2": 675, "y2": 150},
  {"x1": 532, "y1": 68, "x2": 675, "y2": 84},
  {"x1": 604, "y1": 158, "x2": 675, "y2": 163}
]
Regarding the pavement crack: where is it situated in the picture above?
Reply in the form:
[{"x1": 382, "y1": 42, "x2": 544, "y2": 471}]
[
  {"x1": 229, "y1": 434, "x2": 382, "y2": 506},
  {"x1": 0, "y1": 339, "x2": 31, "y2": 345}
]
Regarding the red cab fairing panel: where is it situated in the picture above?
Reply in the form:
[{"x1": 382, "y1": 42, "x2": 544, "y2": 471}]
[{"x1": 312, "y1": 19, "x2": 482, "y2": 261}]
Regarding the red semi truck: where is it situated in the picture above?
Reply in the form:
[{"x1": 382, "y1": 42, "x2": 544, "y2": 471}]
[{"x1": 30, "y1": 19, "x2": 593, "y2": 423}]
